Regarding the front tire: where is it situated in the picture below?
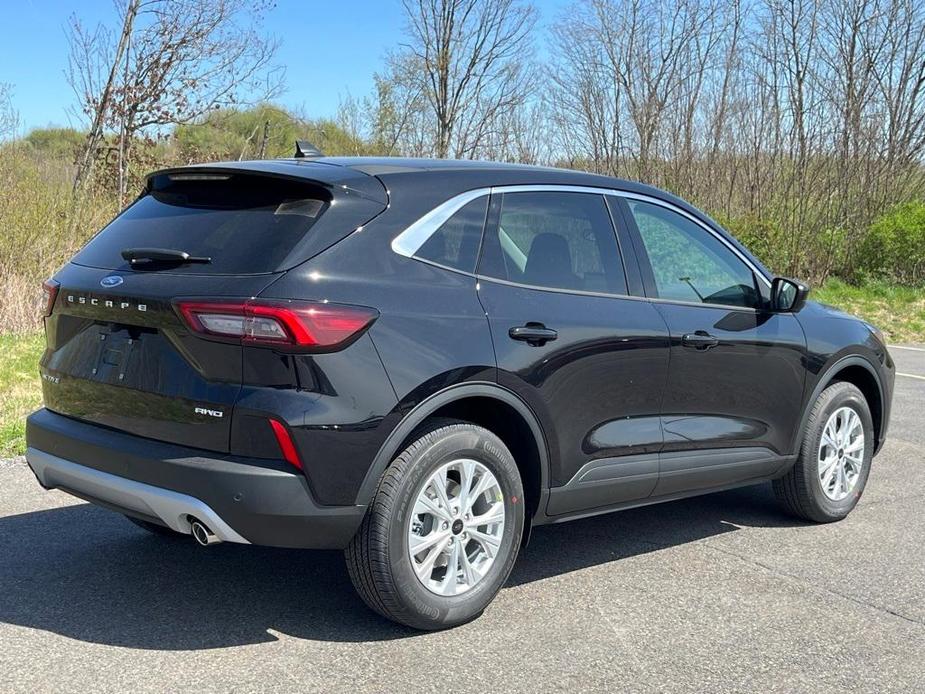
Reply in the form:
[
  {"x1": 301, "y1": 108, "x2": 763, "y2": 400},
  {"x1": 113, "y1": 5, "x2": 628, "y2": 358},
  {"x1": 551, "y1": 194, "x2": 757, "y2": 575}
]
[
  {"x1": 345, "y1": 419, "x2": 524, "y2": 630},
  {"x1": 774, "y1": 381, "x2": 874, "y2": 522}
]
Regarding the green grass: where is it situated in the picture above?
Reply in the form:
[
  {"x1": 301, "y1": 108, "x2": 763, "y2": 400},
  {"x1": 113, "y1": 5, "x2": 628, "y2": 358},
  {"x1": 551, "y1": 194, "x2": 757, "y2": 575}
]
[
  {"x1": 814, "y1": 279, "x2": 925, "y2": 343},
  {"x1": 0, "y1": 279, "x2": 921, "y2": 458},
  {"x1": 0, "y1": 332, "x2": 44, "y2": 458}
]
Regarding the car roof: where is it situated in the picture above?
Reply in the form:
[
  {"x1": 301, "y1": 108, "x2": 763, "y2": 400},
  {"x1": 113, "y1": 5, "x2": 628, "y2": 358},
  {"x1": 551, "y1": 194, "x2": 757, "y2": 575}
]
[
  {"x1": 167, "y1": 155, "x2": 660, "y2": 198},
  {"x1": 311, "y1": 156, "x2": 695, "y2": 209},
  {"x1": 312, "y1": 156, "x2": 643, "y2": 188},
  {"x1": 317, "y1": 156, "x2": 574, "y2": 174}
]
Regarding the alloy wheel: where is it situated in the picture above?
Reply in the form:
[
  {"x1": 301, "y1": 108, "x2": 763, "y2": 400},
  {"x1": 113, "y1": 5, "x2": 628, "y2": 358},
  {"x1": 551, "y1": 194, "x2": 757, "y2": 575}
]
[
  {"x1": 407, "y1": 459, "x2": 505, "y2": 596},
  {"x1": 817, "y1": 406, "x2": 865, "y2": 502}
]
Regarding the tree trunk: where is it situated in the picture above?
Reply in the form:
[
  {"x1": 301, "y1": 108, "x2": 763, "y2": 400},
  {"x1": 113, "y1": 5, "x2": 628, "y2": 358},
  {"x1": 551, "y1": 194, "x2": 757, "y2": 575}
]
[
  {"x1": 73, "y1": 0, "x2": 140, "y2": 194},
  {"x1": 257, "y1": 119, "x2": 270, "y2": 159}
]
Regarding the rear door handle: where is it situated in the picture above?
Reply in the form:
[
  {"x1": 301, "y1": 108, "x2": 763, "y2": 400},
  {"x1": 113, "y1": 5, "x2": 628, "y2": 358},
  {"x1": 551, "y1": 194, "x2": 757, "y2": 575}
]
[
  {"x1": 509, "y1": 323, "x2": 558, "y2": 346},
  {"x1": 681, "y1": 331, "x2": 719, "y2": 350}
]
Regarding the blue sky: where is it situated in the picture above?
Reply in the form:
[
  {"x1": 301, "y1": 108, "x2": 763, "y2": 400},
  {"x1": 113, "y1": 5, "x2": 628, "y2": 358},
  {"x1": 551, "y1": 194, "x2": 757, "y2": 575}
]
[{"x1": 0, "y1": 0, "x2": 567, "y2": 133}]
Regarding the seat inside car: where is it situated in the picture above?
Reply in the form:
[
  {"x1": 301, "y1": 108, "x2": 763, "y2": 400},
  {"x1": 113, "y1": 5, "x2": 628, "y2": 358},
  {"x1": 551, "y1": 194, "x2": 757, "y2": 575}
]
[{"x1": 524, "y1": 232, "x2": 579, "y2": 289}]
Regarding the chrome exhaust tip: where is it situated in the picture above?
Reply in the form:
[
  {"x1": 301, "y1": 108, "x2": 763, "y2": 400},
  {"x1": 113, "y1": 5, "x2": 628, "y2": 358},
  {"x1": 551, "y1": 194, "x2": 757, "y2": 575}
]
[{"x1": 189, "y1": 518, "x2": 220, "y2": 546}]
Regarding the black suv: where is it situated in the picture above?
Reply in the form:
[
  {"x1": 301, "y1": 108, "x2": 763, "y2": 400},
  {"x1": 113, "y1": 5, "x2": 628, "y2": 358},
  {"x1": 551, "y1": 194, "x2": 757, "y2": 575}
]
[{"x1": 27, "y1": 156, "x2": 894, "y2": 629}]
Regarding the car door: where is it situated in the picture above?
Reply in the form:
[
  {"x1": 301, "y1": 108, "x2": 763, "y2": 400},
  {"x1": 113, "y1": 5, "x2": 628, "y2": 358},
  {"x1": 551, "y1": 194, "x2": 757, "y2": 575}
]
[
  {"x1": 616, "y1": 195, "x2": 806, "y2": 496},
  {"x1": 476, "y1": 188, "x2": 671, "y2": 515}
]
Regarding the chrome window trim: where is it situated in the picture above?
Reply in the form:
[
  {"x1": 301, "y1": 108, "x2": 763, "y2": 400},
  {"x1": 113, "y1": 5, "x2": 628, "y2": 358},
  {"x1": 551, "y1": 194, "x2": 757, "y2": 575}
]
[{"x1": 390, "y1": 183, "x2": 771, "y2": 290}]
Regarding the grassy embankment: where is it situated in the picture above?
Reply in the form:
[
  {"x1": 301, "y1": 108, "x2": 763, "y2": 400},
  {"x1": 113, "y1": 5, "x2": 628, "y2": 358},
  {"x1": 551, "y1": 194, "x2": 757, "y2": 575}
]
[
  {"x1": 0, "y1": 333, "x2": 44, "y2": 458},
  {"x1": 814, "y1": 279, "x2": 925, "y2": 343}
]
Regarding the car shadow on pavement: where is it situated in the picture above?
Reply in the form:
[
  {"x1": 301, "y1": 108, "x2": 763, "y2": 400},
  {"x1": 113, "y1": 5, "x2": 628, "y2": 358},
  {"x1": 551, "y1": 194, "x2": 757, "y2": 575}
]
[
  {"x1": 0, "y1": 483, "x2": 802, "y2": 648},
  {"x1": 510, "y1": 482, "x2": 803, "y2": 586}
]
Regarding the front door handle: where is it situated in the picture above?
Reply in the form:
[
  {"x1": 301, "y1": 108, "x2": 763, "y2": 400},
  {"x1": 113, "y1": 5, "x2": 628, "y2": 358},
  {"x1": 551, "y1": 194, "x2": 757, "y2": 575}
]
[
  {"x1": 681, "y1": 331, "x2": 719, "y2": 350},
  {"x1": 509, "y1": 323, "x2": 558, "y2": 346}
]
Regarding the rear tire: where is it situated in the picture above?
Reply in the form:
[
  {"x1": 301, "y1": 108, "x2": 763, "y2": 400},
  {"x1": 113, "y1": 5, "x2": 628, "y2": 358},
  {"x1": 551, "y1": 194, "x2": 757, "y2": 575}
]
[
  {"x1": 125, "y1": 515, "x2": 184, "y2": 537},
  {"x1": 774, "y1": 381, "x2": 873, "y2": 522},
  {"x1": 345, "y1": 419, "x2": 524, "y2": 630}
]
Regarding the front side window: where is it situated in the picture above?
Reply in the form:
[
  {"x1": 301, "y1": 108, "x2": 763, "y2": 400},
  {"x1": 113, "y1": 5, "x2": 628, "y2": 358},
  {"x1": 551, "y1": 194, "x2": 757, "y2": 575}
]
[
  {"x1": 627, "y1": 200, "x2": 760, "y2": 308},
  {"x1": 479, "y1": 192, "x2": 627, "y2": 294}
]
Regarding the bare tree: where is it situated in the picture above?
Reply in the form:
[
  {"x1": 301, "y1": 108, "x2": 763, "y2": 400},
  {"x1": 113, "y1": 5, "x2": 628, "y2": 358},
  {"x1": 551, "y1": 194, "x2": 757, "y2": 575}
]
[
  {"x1": 545, "y1": 0, "x2": 925, "y2": 282},
  {"x1": 548, "y1": 4, "x2": 624, "y2": 174},
  {"x1": 550, "y1": 0, "x2": 732, "y2": 182},
  {"x1": 69, "y1": 0, "x2": 140, "y2": 191},
  {"x1": 336, "y1": 94, "x2": 367, "y2": 156},
  {"x1": 366, "y1": 56, "x2": 432, "y2": 156},
  {"x1": 489, "y1": 101, "x2": 552, "y2": 163},
  {"x1": 384, "y1": 0, "x2": 538, "y2": 159},
  {"x1": 873, "y1": 0, "x2": 925, "y2": 181},
  {"x1": 0, "y1": 83, "x2": 19, "y2": 141},
  {"x1": 67, "y1": 0, "x2": 282, "y2": 201}
]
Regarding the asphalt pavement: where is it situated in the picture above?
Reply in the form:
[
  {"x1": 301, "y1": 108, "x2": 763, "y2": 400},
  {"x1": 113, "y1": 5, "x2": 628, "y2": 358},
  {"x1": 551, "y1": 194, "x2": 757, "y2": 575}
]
[{"x1": 1, "y1": 347, "x2": 924, "y2": 693}]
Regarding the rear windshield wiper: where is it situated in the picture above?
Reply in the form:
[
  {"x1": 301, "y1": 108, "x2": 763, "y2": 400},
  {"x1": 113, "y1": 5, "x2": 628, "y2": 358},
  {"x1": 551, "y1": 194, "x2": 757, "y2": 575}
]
[{"x1": 121, "y1": 248, "x2": 212, "y2": 266}]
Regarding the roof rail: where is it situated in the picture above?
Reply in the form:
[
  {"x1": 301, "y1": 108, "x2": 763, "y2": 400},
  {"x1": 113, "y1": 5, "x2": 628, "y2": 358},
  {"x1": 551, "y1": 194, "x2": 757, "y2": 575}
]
[{"x1": 294, "y1": 140, "x2": 324, "y2": 158}]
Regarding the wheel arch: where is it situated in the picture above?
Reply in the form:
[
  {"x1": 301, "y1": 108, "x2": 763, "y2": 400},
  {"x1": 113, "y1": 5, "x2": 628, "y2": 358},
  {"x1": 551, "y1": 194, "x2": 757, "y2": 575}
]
[
  {"x1": 795, "y1": 355, "x2": 885, "y2": 455},
  {"x1": 355, "y1": 383, "x2": 550, "y2": 524}
]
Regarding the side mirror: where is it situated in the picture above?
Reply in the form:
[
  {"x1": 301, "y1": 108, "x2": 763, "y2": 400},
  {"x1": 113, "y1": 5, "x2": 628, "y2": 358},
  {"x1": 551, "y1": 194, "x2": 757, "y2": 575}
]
[{"x1": 771, "y1": 277, "x2": 809, "y2": 312}]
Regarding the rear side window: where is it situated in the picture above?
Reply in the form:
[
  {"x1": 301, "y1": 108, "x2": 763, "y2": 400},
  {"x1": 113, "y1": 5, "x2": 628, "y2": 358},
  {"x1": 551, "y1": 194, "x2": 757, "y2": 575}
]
[
  {"x1": 72, "y1": 174, "x2": 329, "y2": 274},
  {"x1": 479, "y1": 192, "x2": 627, "y2": 294},
  {"x1": 415, "y1": 197, "x2": 488, "y2": 273}
]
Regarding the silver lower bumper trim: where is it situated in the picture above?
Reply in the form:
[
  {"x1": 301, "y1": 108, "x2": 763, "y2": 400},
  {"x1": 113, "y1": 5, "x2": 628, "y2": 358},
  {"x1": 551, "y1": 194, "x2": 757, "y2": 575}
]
[{"x1": 26, "y1": 447, "x2": 250, "y2": 544}]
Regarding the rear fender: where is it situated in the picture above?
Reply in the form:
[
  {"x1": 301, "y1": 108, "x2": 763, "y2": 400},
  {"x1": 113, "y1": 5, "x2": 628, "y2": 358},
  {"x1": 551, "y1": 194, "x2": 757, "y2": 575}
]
[{"x1": 354, "y1": 382, "x2": 550, "y2": 516}]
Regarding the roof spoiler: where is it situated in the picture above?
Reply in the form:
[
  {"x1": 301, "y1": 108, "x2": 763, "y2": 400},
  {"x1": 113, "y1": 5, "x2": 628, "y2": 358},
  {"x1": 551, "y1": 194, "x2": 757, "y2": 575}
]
[{"x1": 294, "y1": 140, "x2": 324, "y2": 158}]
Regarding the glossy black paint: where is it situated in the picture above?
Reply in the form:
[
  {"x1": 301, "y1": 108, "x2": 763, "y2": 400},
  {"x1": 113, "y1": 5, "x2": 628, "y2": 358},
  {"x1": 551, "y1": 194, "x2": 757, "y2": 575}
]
[
  {"x1": 233, "y1": 334, "x2": 398, "y2": 505},
  {"x1": 652, "y1": 301, "x2": 806, "y2": 455},
  {"x1": 26, "y1": 408, "x2": 365, "y2": 548},
  {"x1": 479, "y1": 281, "x2": 669, "y2": 490},
  {"x1": 40, "y1": 263, "x2": 275, "y2": 452},
  {"x1": 29, "y1": 157, "x2": 895, "y2": 548},
  {"x1": 791, "y1": 300, "x2": 894, "y2": 451}
]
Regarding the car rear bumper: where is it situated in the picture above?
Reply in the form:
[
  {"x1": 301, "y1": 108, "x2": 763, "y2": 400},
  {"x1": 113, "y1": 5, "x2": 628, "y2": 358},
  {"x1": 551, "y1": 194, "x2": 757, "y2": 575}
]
[{"x1": 25, "y1": 408, "x2": 366, "y2": 549}]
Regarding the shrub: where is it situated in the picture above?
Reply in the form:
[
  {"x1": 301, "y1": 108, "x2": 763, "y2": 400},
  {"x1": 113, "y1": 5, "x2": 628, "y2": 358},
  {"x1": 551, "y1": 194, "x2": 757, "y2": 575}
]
[
  {"x1": 174, "y1": 105, "x2": 375, "y2": 162},
  {"x1": 0, "y1": 144, "x2": 117, "y2": 333},
  {"x1": 718, "y1": 212, "x2": 859, "y2": 284},
  {"x1": 715, "y1": 214, "x2": 789, "y2": 275},
  {"x1": 24, "y1": 127, "x2": 85, "y2": 161},
  {"x1": 859, "y1": 201, "x2": 925, "y2": 286}
]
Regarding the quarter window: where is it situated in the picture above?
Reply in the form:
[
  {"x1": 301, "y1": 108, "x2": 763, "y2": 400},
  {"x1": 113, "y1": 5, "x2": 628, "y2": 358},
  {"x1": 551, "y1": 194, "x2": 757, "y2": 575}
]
[
  {"x1": 479, "y1": 192, "x2": 627, "y2": 294},
  {"x1": 415, "y1": 197, "x2": 488, "y2": 273},
  {"x1": 627, "y1": 200, "x2": 760, "y2": 308}
]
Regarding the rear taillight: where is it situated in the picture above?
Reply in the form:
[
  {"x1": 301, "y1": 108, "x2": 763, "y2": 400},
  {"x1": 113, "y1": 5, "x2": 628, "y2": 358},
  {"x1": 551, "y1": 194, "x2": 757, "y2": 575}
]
[
  {"x1": 42, "y1": 279, "x2": 59, "y2": 317},
  {"x1": 175, "y1": 299, "x2": 377, "y2": 349},
  {"x1": 269, "y1": 419, "x2": 303, "y2": 471}
]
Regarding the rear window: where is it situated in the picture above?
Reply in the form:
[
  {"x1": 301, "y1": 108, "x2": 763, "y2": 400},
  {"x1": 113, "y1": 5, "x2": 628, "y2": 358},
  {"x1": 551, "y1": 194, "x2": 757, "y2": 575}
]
[{"x1": 72, "y1": 173, "x2": 330, "y2": 274}]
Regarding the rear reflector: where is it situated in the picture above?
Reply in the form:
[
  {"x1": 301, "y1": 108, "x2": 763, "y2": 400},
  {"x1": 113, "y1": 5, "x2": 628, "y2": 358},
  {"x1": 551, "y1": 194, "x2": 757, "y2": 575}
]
[
  {"x1": 176, "y1": 299, "x2": 377, "y2": 349},
  {"x1": 269, "y1": 419, "x2": 303, "y2": 471},
  {"x1": 42, "y1": 279, "x2": 59, "y2": 317}
]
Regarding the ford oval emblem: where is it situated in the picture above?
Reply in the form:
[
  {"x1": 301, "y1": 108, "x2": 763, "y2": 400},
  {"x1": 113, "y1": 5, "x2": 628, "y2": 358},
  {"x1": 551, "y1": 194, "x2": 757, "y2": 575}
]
[{"x1": 100, "y1": 275, "x2": 123, "y2": 288}]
